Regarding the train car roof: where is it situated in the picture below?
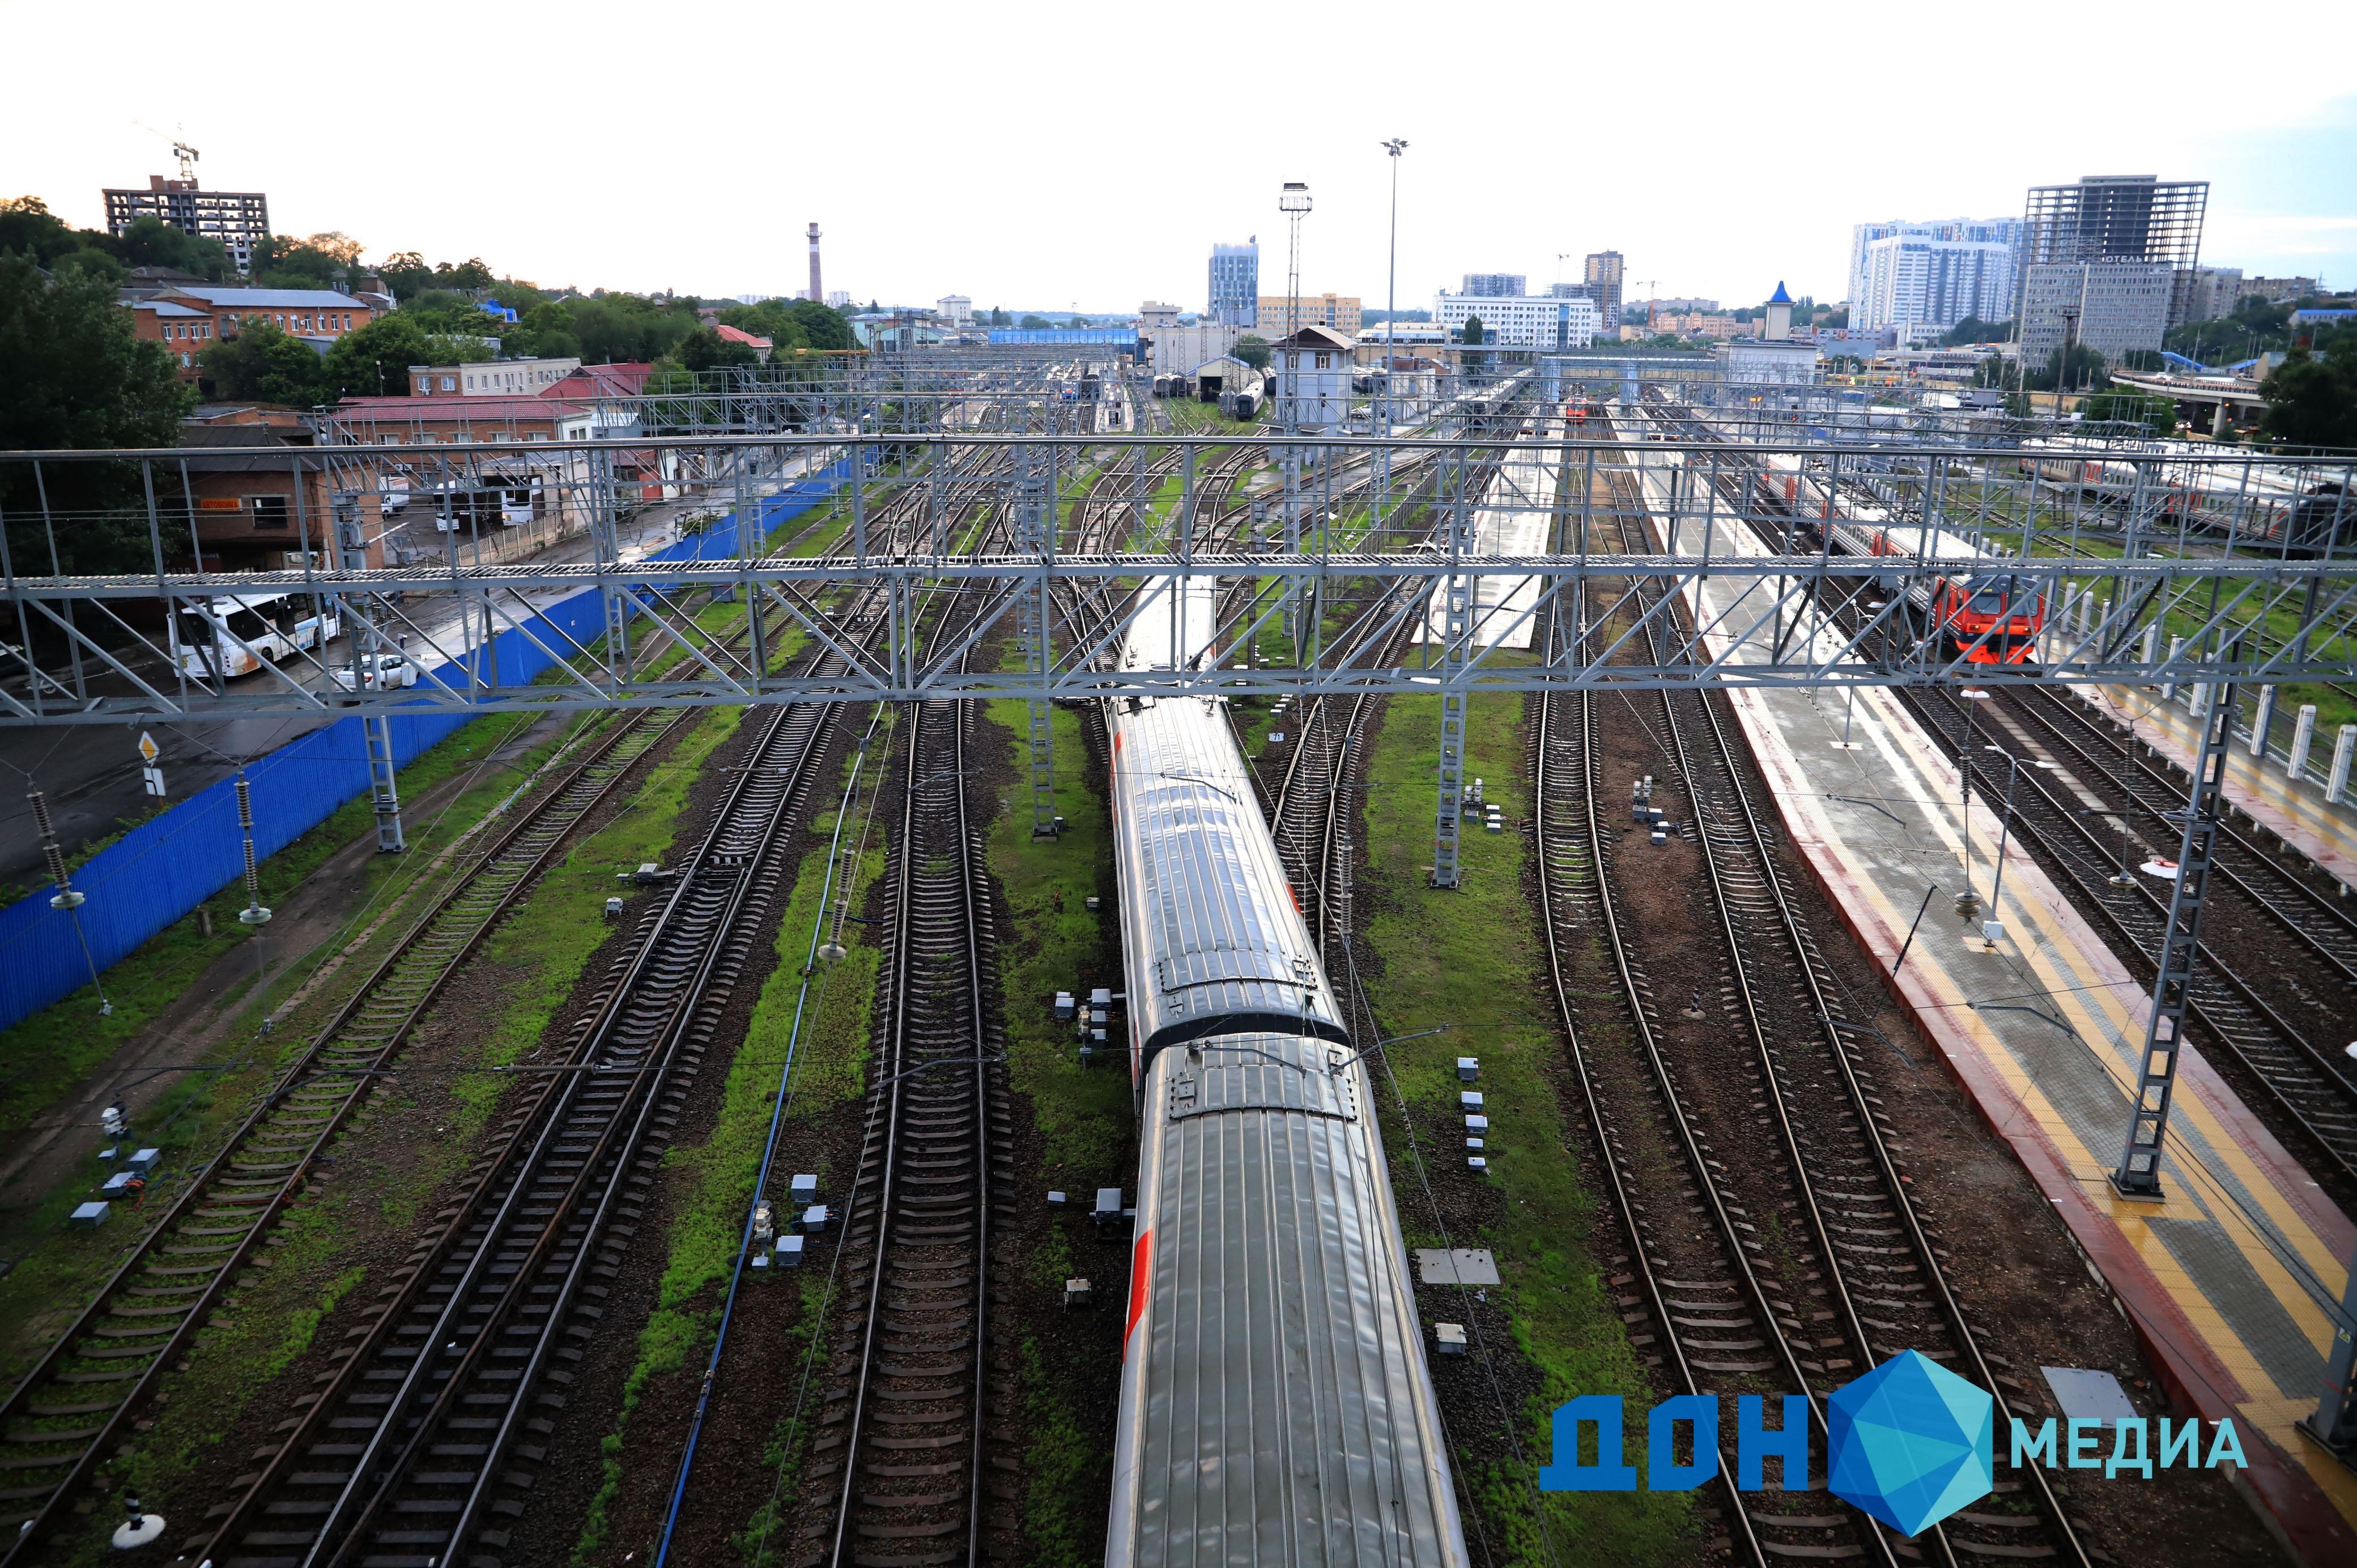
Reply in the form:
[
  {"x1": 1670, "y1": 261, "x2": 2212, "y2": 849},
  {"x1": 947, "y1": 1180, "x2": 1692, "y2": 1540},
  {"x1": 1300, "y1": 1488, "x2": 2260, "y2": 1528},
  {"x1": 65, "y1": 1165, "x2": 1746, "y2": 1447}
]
[
  {"x1": 1111, "y1": 694, "x2": 1347, "y2": 1056},
  {"x1": 1121, "y1": 1030, "x2": 1461, "y2": 1566}
]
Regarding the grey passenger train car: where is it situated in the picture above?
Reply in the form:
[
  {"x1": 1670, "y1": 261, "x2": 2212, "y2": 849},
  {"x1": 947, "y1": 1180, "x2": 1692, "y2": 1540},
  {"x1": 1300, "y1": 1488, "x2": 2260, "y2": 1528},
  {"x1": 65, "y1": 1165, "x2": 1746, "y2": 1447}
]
[{"x1": 1102, "y1": 581, "x2": 1470, "y2": 1568}]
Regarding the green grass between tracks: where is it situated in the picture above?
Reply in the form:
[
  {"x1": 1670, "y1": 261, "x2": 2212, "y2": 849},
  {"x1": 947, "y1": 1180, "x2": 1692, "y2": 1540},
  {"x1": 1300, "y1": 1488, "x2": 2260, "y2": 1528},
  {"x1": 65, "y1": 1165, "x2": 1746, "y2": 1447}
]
[
  {"x1": 981, "y1": 692, "x2": 1128, "y2": 1568},
  {"x1": 570, "y1": 728, "x2": 892, "y2": 1566},
  {"x1": 22, "y1": 704, "x2": 747, "y2": 1562},
  {"x1": 1357, "y1": 689, "x2": 1696, "y2": 1567}
]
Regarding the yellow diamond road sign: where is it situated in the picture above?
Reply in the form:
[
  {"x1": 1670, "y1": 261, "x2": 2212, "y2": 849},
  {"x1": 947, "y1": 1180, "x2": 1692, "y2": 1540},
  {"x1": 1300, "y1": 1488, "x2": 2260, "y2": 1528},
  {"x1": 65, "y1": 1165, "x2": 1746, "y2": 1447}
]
[{"x1": 137, "y1": 731, "x2": 159, "y2": 764}]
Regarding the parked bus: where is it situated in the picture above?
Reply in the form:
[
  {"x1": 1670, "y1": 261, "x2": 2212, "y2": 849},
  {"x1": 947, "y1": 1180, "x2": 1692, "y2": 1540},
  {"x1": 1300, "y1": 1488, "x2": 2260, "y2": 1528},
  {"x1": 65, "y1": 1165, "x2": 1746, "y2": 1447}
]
[{"x1": 169, "y1": 591, "x2": 341, "y2": 679}]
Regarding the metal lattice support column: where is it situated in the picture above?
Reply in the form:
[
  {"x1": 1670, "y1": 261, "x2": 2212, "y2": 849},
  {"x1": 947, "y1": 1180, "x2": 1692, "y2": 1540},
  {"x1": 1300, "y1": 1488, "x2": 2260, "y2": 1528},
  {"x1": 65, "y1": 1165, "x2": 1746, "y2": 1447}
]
[
  {"x1": 1015, "y1": 442, "x2": 1057, "y2": 838},
  {"x1": 1433, "y1": 450, "x2": 1474, "y2": 889},
  {"x1": 364, "y1": 715, "x2": 406, "y2": 853},
  {"x1": 2111, "y1": 664, "x2": 2239, "y2": 1198},
  {"x1": 2303, "y1": 1259, "x2": 2357, "y2": 1458},
  {"x1": 332, "y1": 489, "x2": 406, "y2": 851}
]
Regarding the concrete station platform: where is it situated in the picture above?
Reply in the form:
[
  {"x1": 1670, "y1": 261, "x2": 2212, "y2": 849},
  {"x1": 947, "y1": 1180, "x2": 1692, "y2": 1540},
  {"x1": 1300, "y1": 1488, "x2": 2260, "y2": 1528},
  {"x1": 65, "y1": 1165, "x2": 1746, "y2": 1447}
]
[
  {"x1": 2064, "y1": 682, "x2": 2357, "y2": 898},
  {"x1": 1613, "y1": 427, "x2": 2357, "y2": 1566}
]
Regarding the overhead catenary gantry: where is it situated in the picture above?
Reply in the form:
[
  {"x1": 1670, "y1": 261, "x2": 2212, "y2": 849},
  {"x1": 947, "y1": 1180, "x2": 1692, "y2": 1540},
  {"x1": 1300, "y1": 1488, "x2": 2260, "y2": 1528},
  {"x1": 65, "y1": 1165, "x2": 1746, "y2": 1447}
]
[{"x1": 4, "y1": 426, "x2": 2355, "y2": 730}]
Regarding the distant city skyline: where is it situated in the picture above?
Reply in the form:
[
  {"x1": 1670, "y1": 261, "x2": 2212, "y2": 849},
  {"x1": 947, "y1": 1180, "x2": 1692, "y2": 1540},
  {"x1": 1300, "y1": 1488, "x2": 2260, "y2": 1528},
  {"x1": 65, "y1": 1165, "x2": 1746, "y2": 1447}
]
[{"x1": 7, "y1": 5, "x2": 2351, "y2": 312}]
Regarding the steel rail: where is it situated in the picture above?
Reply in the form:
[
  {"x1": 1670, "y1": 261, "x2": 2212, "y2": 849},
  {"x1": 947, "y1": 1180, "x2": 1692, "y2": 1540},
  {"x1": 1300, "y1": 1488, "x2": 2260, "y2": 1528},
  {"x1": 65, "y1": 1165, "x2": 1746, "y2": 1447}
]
[
  {"x1": 1602, "y1": 462, "x2": 2091, "y2": 1568},
  {"x1": 0, "y1": 699, "x2": 692, "y2": 1561}
]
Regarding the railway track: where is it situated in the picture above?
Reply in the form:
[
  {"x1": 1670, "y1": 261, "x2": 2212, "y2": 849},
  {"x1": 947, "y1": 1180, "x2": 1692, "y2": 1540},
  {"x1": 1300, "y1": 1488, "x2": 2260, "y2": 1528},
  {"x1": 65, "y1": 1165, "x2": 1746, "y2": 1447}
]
[
  {"x1": 2001, "y1": 682, "x2": 2357, "y2": 1045},
  {"x1": 0, "y1": 700, "x2": 703, "y2": 1558},
  {"x1": 1638, "y1": 390, "x2": 2357, "y2": 1191},
  {"x1": 794, "y1": 691, "x2": 1011, "y2": 1567},
  {"x1": 1518, "y1": 461, "x2": 2095, "y2": 1567},
  {"x1": 189, "y1": 680, "x2": 845, "y2": 1568},
  {"x1": 1894, "y1": 681, "x2": 2357, "y2": 1184}
]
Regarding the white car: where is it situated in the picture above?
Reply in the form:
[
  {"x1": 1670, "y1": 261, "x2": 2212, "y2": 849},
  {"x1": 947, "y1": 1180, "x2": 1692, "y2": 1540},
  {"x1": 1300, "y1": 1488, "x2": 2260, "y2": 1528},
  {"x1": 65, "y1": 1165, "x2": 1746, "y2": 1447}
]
[{"x1": 333, "y1": 654, "x2": 419, "y2": 692}]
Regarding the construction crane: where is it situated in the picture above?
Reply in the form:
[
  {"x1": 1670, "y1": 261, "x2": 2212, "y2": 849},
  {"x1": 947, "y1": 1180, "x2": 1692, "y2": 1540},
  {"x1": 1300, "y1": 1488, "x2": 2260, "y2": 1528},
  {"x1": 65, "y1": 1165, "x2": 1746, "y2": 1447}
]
[
  {"x1": 131, "y1": 121, "x2": 199, "y2": 184},
  {"x1": 1631, "y1": 278, "x2": 1658, "y2": 331}
]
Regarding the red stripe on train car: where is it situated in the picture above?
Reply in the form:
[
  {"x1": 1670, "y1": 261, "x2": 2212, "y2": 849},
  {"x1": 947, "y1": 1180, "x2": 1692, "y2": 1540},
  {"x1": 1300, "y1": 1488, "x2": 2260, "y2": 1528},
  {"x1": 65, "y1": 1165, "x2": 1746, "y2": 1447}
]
[{"x1": 1124, "y1": 1228, "x2": 1153, "y2": 1358}]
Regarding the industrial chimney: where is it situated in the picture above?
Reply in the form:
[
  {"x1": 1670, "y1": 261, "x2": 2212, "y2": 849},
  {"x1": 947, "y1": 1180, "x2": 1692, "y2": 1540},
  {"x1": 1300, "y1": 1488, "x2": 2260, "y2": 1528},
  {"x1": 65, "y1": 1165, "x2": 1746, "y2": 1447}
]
[{"x1": 807, "y1": 223, "x2": 823, "y2": 304}]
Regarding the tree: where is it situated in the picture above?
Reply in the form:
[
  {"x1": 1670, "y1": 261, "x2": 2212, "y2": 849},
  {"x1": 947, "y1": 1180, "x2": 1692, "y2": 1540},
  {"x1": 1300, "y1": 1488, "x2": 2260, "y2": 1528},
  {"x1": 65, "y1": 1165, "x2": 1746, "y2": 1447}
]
[
  {"x1": 318, "y1": 313, "x2": 439, "y2": 399},
  {"x1": 2081, "y1": 385, "x2": 2177, "y2": 436},
  {"x1": 198, "y1": 319, "x2": 329, "y2": 406},
  {"x1": 2261, "y1": 338, "x2": 2357, "y2": 450},
  {"x1": 1019, "y1": 313, "x2": 1053, "y2": 330},
  {"x1": 782, "y1": 299, "x2": 852, "y2": 351},
  {"x1": 1460, "y1": 314, "x2": 1486, "y2": 345},
  {"x1": 1233, "y1": 334, "x2": 1270, "y2": 371},
  {"x1": 2026, "y1": 343, "x2": 2107, "y2": 393},
  {"x1": 113, "y1": 215, "x2": 228, "y2": 280},
  {"x1": 988, "y1": 307, "x2": 1011, "y2": 327},
  {"x1": 717, "y1": 301, "x2": 812, "y2": 355},
  {"x1": 677, "y1": 327, "x2": 759, "y2": 373},
  {"x1": 1941, "y1": 316, "x2": 2009, "y2": 348},
  {"x1": 1, "y1": 253, "x2": 196, "y2": 572}
]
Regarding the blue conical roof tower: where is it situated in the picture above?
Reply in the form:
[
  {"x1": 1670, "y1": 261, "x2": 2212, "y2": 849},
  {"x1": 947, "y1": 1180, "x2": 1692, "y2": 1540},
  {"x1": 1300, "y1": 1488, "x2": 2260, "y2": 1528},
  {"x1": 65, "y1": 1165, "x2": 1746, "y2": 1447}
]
[{"x1": 1769, "y1": 280, "x2": 1793, "y2": 304}]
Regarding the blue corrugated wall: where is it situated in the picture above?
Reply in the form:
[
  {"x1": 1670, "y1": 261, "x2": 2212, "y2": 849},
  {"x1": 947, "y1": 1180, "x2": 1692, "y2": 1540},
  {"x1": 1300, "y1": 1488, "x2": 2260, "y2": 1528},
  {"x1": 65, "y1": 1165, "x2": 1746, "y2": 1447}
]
[{"x1": 0, "y1": 462, "x2": 849, "y2": 1032}]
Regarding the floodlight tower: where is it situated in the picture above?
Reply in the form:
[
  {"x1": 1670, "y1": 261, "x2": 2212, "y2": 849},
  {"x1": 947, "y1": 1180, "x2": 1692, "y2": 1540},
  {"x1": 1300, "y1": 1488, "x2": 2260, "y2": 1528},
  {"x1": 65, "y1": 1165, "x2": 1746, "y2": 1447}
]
[
  {"x1": 1278, "y1": 180, "x2": 1313, "y2": 657},
  {"x1": 1378, "y1": 142, "x2": 1408, "y2": 539}
]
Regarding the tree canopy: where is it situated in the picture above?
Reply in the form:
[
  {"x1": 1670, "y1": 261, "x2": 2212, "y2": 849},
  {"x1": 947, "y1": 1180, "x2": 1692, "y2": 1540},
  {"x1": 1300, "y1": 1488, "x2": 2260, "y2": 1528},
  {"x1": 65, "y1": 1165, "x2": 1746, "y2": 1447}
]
[
  {"x1": 1459, "y1": 314, "x2": 1485, "y2": 345},
  {"x1": 2081, "y1": 385, "x2": 2177, "y2": 437},
  {"x1": 1018, "y1": 314, "x2": 1053, "y2": 330},
  {"x1": 1233, "y1": 335, "x2": 1270, "y2": 371},
  {"x1": 1, "y1": 196, "x2": 228, "y2": 283},
  {"x1": 1940, "y1": 317, "x2": 2010, "y2": 347},
  {"x1": 2261, "y1": 338, "x2": 2357, "y2": 450},
  {"x1": 1, "y1": 253, "x2": 196, "y2": 572}
]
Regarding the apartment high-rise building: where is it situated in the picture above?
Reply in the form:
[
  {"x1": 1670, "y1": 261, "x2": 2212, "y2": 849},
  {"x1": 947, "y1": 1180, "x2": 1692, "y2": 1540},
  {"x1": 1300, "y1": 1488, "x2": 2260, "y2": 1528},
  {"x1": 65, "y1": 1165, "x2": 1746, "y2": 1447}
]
[
  {"x1": 2020, "y1": 260, "x2": 2175, "y2": 369},
  {"x1": 1432, "y1": 291, "x2": 1597, "y2": 350},
  {"x1": 1209, "y1": 241, "x2": 1260, "y2": 327},
  {"x1": 103, "y1": 174, "x2": 271, "y2": 276},
  {"x1": 1847, "y1": 218, "x2": 2020, "y2": 318},
  {"x1": 1582, "y1": 252, "x2": 1624, "y2": 328},
  {"x1": 1461, "y1": 273, "x2": 1526, "y2": 298},
  {"x1": 1853, "y1": 236, "x2": 2015, "y2": 340},
  {"x1": 1254, "y1": 293, "x2": 1361, "y2": 338},
  {"x1": 2019, "y1": 175, "x2": 2207, "y2": 325}
]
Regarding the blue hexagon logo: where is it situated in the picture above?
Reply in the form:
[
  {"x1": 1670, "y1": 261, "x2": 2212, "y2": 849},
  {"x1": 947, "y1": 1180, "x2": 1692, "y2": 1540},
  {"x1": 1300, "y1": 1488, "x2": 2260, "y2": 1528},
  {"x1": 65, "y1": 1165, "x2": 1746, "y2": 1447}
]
[{"x1": 1827, "y1": 1350, "x2": 1994, "y2": 1535}]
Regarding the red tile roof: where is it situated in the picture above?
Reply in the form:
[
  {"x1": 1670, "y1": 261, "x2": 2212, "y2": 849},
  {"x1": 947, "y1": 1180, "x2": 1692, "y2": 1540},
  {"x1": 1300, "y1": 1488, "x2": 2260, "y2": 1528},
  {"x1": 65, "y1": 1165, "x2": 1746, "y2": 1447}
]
[
  {"x1": 540, "y1": 362, "x2": 654, "y2": 398},
  {"x1": 714, "y1": 324, "x2": 772, "y2": 348}
]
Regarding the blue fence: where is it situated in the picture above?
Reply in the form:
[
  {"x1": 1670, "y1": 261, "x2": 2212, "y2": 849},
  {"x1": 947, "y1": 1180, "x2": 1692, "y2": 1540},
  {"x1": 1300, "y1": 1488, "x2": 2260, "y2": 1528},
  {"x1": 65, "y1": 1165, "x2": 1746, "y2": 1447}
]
[{"x1": 0, "y1": 460, "x2": 850, "y2": 1033}]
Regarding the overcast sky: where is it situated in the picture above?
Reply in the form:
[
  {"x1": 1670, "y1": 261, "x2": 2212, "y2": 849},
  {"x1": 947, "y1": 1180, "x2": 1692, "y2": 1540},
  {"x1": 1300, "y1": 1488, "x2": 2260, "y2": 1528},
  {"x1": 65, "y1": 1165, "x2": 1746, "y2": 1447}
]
[{"x1": 8, "y1": 1, "x2": 2353, "y2": 314}]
